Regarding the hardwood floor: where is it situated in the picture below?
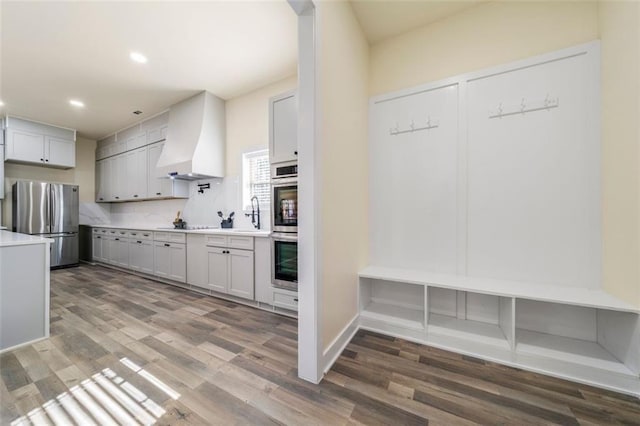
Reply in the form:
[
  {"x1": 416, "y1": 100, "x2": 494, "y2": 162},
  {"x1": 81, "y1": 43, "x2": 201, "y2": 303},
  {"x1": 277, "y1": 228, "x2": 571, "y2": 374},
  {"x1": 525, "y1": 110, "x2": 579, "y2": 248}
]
[{"x1": 1, "y1": 264, "x2": 639, "y2": 425}]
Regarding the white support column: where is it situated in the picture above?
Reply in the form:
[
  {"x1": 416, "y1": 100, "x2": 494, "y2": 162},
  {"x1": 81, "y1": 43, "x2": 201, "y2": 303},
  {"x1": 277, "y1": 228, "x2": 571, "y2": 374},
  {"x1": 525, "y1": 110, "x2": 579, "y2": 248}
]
[{"x1": 288, "y1": 0, "x2": 323, "y2": 383}]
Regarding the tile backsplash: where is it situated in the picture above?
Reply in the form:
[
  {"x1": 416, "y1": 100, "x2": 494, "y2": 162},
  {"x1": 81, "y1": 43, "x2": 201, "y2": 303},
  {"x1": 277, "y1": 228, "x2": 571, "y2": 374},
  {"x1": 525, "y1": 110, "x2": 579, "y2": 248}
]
[{"x1": 92, "y1": 175, "x2": 269, "y2": 230}]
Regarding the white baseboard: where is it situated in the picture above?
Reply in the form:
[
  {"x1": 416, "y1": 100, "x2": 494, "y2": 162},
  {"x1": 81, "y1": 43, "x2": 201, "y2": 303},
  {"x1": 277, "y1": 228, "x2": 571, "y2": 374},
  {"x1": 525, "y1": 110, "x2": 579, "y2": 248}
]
[
  {"x1": 321, "y1": 314, "x2": 360, "y2": 376},
  {"x1": 0, "y1": 336, "x2": 47, "y2": 354}
]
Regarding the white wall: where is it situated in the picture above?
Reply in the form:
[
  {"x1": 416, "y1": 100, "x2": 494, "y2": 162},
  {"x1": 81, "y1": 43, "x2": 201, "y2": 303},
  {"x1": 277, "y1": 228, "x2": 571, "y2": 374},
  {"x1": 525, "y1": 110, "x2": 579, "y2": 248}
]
[
  {"x1": 317, "y1": 1, "x2": 369, "y2": 352},
  {"x1": 599, "y1": 0, "x2": 640, "y2": 308}
]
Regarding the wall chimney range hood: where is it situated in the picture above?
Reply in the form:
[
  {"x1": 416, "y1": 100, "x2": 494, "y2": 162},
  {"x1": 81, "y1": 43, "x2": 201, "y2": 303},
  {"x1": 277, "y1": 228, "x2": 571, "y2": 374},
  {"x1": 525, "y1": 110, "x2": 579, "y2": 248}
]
[{"x1": 156, "y1": 91, "x2": 225, "y2": 180}]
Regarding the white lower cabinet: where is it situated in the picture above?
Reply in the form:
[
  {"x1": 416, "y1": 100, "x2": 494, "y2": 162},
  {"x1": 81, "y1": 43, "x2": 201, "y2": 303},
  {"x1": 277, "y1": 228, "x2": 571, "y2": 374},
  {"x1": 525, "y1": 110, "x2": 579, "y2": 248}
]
[
  {"x1": 112, "y1": 236, "x2": 129, "y2": 268},
  {"x1": 153, "y1": 240, "x2": 186, "y2": 283},
  {"x1": 129, "y1": 239, "x2": 154, "y2": 274},
  {"x1": 92, "y1": 234, "x2": 106, "y2": 263},
  {"x1": 207, "y1": 247, "x2": 255, "y2": 299}
]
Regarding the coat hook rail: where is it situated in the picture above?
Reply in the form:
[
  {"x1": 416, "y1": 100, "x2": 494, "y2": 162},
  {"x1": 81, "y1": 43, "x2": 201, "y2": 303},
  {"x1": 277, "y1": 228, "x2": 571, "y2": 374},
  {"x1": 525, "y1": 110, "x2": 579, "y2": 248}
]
[
  {"x1": 489, "y1": 95, "x2": 559, "y2": 119},
  {"x1": 389, "y1": 117, "x2": 439, "y2": 136}
]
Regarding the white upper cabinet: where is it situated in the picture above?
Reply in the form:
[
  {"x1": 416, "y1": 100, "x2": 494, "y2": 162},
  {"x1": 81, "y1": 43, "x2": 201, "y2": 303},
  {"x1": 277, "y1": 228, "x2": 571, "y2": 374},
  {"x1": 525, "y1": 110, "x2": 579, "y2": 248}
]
[
  {"x1": 5, "y1": 116, "x2": 76, "y2": 168},
  {"x1": 125, "y1": 147, "x2": 148, "y2": 200},
  {"x1": 147, "y1": 141, "x2": 189, "y2": 200},
  {"x1": 141, "y1": 111, "x2": 169, "y2": 145},
  {"x1": 269, "y1": 90, "x2": 298, "y2": 164}
]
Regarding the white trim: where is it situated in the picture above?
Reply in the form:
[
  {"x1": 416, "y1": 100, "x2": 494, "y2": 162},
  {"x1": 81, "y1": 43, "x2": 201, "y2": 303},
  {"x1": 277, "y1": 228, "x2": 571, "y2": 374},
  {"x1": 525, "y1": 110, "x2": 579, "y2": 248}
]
[
  {"x1": 289, "y1": 0, "x2": 323, "y2": 384},
  {"x1": 322, "y1": 314, "x2": 359, "y2": 374},
  {"x1": 44, "y1": 242, "x2": 50, "y2": 338},
  {"x1": 0, "y1": 336, "x2": 48, "y2": 355}
]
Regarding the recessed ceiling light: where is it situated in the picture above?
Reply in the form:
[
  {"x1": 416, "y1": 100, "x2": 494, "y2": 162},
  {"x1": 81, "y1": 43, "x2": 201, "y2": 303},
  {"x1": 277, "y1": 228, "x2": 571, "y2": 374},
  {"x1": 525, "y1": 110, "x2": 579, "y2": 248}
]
[
  {"x1": 130, "y1": 51, "x2": 148, "y2": 64},
  {"x1": 69, "y1": 99, "x2": 85, "y2": 108}
]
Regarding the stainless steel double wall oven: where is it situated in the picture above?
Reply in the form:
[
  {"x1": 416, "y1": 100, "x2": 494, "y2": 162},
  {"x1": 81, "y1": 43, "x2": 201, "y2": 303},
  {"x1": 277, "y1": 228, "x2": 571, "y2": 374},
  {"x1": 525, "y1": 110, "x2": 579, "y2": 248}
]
[{"x1": 271, "y1": 162, "x2": 298, "y2": 291}]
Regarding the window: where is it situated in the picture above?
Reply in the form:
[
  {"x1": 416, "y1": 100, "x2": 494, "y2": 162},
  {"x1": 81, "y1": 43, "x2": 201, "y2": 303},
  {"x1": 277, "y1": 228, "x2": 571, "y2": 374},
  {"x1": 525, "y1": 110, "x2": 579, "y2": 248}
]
[{"x1": 242, "y1": 149, "x2": 270, "y2": 210}]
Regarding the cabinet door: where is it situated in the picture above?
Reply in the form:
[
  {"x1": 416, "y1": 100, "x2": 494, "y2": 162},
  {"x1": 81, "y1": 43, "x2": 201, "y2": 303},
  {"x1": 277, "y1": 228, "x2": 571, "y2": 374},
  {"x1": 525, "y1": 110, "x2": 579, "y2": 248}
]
[
  {"x1": 6, "y1": 129, "x2": 44, "y2": 163},
  {"x1": 114, "y1": 237, "x2": 129, "y2": 268},
  {"x1": 107, "y1": 237, "x2": 119, "y2": 265},
  {"x1": 207, "y1": 247, "x2": 228, "y2": 293},
  {"x1": 254, "y1": 237, "x2": 273, "y2": 304},
  {"x1": 147, "y1": 142, "x2": 171, "y2": 198},
  {"x1": 169, "y1": 244, "x2": 186, "y2": 283},
  {"x1": 46, "y1": 136, "x2": 75, "y2": 167},
  {"x1": 126, "y1": 147, "x2": 148, "y2": 200},
  {"x1": 228, "y1": 249, "x2": 254, "y2": 300},
  {"x1": 187, "y1": 235, "x2": 207, "y2": 288},
  {"x1": 95, "y1": 159, "x2": 111, "y2": 202},
  {"x1": 111, "y1": 154, "x2": 126, "y2": 201},
  {"x1": 129, "y1": 239, "x2": 153, "y2": 273},
  {"x1": 154, "y1": 242, "x2": 171, "y2": 279},
  {"x1": 92, "y1": 235, "x2": 104, "y2": 262},
  {"x1": 270, "y1": 91, "x2": 298, "y2": 164}
]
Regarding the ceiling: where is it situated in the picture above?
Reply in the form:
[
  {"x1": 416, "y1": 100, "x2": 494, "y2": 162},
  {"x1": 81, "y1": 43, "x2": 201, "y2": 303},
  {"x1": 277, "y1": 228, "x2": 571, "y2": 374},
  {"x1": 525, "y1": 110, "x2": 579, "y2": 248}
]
[
  {"x1": 0, "y1": 1, "x2": 489, "y2": 141},
  {"x1": 0, "y1": 1, "x2": 298, "y2": 140},
  {"x1": 351, "y1": 0, "x2": 486, "y2": 44}
]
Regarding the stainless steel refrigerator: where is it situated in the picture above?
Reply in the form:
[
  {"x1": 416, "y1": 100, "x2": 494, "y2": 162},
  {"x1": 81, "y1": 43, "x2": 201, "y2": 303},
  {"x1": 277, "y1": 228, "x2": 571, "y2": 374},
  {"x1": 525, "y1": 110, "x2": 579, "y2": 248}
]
[{"x1": 12, "y1": 181, "x2": 79, "y2": 268}]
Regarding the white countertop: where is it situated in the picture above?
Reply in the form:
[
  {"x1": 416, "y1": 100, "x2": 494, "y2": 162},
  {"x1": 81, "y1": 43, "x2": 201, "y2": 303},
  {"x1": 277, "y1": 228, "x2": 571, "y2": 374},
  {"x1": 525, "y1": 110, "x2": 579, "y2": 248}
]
[
  {"x1": 87, "y1": 224, "x2": 271, "y2": 238},
  {"x1": 0, "y1": 230, "x2": 54, "y2": 247}
]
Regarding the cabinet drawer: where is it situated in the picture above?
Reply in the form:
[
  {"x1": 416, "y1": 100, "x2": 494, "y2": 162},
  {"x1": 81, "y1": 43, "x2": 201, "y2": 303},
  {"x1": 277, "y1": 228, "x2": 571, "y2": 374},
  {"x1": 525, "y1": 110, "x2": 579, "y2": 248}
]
[
  {"x1": 205, "y1": 235, "x2": 227, "y2": 247},
  {"x1": 116, "y1": 229, "x2": 129, "y2": 237},
  {"x1": 273, "y1": 290, "x2": 298, "y2": 311},
  {"x1": 154, "y1": 232, "x2": 186, "y2": 244},
  {"x1": 227, "y1": 236, "x2": 254, "y2": 250},
  {"x1": 129, "y1": 230, "x2": 153, "y2": 241}
]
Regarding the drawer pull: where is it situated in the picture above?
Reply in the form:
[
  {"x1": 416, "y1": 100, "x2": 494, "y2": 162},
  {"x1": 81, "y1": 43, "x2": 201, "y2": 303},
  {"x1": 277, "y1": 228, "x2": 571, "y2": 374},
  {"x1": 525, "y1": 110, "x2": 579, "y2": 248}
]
[
  {"x1": 294, "y1": 298, "x2": 298, "y2": 302},
  {"x1": 115, "y1": 238, "x2": 120, "y2": 241},
  {"x1": 164, "y1": 243, "x2": 170, "y2": 247},
  {"x1": 137, "y1": 241, "x2": 142, "y2": 244}
]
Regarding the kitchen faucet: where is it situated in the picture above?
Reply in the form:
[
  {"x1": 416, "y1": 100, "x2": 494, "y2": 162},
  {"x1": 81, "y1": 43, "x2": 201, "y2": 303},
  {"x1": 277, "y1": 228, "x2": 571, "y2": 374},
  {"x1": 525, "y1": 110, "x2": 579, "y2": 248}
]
[{"x1": 245, "y1": 195, "x2": 261, "y2": 230}]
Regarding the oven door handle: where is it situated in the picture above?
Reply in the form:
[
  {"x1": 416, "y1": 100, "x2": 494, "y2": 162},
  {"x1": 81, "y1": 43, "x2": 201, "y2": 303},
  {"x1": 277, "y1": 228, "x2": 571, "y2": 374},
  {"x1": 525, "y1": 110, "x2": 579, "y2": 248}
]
[
  {"x1": 271, "y1": 234, "x2": 298, "y2": 242},
  {"x1": 271, "y1": 177, "x2": 298, "y2": 186}
]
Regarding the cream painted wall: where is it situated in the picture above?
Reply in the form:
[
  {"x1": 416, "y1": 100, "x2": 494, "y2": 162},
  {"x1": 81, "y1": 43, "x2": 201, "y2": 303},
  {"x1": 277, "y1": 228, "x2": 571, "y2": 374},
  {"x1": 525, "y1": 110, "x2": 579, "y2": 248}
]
[
  {"x1": 2, "y1": 136, "x2": 97, "y2": 227},
  {"x1": 368, "y1": 0, "x2": 639, "y2": 307},
  {"x1": 318, "y1": 1, "x2": 369, "y2": 350},
  {"x1": 599, "y1": 1, "x2": 640, "y2": 308},
  {"x1": 225, "y1": 75, "x2": 297, "y2": 176},
  {"x1": 370, "y1": 1, "x2": 599, "y2": 95}
]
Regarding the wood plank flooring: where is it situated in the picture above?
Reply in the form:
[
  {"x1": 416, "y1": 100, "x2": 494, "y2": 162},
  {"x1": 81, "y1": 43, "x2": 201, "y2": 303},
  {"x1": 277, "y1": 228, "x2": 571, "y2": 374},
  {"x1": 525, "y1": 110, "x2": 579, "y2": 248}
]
[{"x1": 1, "y1": 264, "x2": 639, "y2": 425}]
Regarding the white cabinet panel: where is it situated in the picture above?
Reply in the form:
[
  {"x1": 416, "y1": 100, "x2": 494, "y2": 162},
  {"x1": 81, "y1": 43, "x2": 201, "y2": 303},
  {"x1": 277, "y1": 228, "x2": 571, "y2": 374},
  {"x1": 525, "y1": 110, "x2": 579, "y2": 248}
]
[
  {"x1": 46, "y1": 136, "x2": 75, "y2": 167},
  {"x1": 369, "y1": 84, "x2": 459, "y2": 274},
  {"x1": 110, "y1": 154, "x2": 127, "y2": 201},
  {"x1": 466, "y1": 52, "x2": 600, "y2": 288},
  {"x1": 254, "y1": 237, "x2": 273, "y2": 304},
  {"x1": 126, "y1": 147, "x2": 148, "y2": 200},
  {"x1": 113, "y1": 237, "x2": 129, "y2": 268},
  {"x1": 228, "y1": 249, "x2": 254, "y2": 299},
  {"x1": 269, "y1": 91, "x2": 298, "y2": 164},
  {"x1": 6, "y1": 129, "x2": 44, "y2": 163},
  {"x1": 187, "y1": 234, "x2": 207, "y2": 288},
  {"x1": 129, "y1": 239, "x2": 154, "y2": 274},
  {"x1": 207, "y1": 247, "x2": 228, "y2": 293},
  {"x1": 153, "y1": 242, "x2": 172, "y2": 279},
  {"x1": 153, "y1": 241, "x2": 185, "y2": 282},
  {"x1": 92, "y1": 234, "x2": 105, "y2": 263}
]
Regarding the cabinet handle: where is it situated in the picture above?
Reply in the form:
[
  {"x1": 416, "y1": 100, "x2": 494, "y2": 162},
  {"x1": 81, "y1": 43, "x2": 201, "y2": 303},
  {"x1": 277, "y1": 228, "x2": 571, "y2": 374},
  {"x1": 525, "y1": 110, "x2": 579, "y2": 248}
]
[
  {"x1": 40, "y1": 158, "x2": 44, "y2": 162},
  {"x1": 115, "y1": 238, "x2": 119, "y2": 241},
  {"x1": 97, "y1": 236, "x2": 101, "y2": 239},
  {"x1": 99, "y1": 198, "x2": 104, "y2": 201},
  {"x1": 131, "y1": 233, "x2": 137, "y2": 235},
  {"x1": 134, "y1": 194, "x2": 138, "y2": 198},
  {"x1": 137, "y1": 241, "x2": 142, "y2": 244},
  {"x1": 143, "y1": 234, "x2": 149, "y2": 237},
  {"x1": 156, "y1": 192, "x2": 162, "y2": 196},
  {"x1": 294, "y1": 298, "x2": 299, "y2": 302},
  {"x1": 45, "y1": 159, "x2": 49, "y2": 162},
  {"x1": 164, "y1": 243, "x2": 170, "y2": 247},
  {"x1": 115, "y1": 196, "x2": 120, "y2": 199},
  {"x1": 294, "y1": 151, "x2": 298, "y2": 156}
]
